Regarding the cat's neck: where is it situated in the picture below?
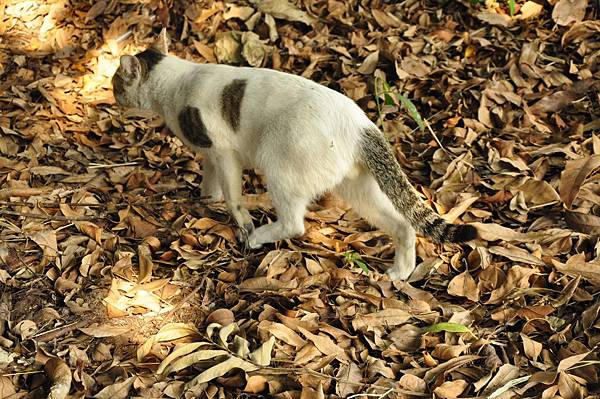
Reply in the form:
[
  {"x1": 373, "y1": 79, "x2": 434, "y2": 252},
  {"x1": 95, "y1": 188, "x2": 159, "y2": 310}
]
[{"x1": 144, "y1": 56, "x2": 199, "y2": 115}]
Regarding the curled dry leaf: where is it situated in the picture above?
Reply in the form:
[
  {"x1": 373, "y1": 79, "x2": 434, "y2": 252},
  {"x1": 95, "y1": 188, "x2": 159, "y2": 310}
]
[
  {"x1": 565, "y1": 210, "x2": 600, "y2": 234},
  {"x1": 244, "y1": 375, "x2": 268, "y2": 394},
  {"x1": 521, "y1": 333, "x2": 542, "y2": 362},
  {"x1": 223, "y1": 4, "x2": 255, "y2": 21},
  {"x1": 0, "y1": 376, "x2": 17, "y2": 398},
  {"x1": 298, "y1": 327, "x2": 349, "y2": 363},
  {"x1": 357, "y1": 51, "x2": 379, "y2": 75},
  {"x1": 553, "y1": 254, "x2": 600, "y2": 285},
  {"x1": 336, "y1": 362, "x2": 362, "y2": 397},
  {"x1": 45, "y1": 358, "x2": 71, "y2": 399},
  {"x1": 214, "y1": 31, "x2": 243, "y2": 64},
  {"x1": 562, "y1": 20, "x2": 600, "y2": 45},
  {"x1": 206, "y1": 308, "x2": 235, "y2": 326},
  {"x1": 447, "y1": 270, "x2": 480, "y2": 302},
  {"x1": 79, "y1": 324, "x2": 131, "y2": 338},
  {"x1": 433, "y1": 379, "x2": 468, "y2": 398},
  {"x1": 352, "y1": 308, "x2": 412, "y2": 330},
  {"x1": 137, "y1": 323, "x2": 200, "y2": 362},
  {"x1": 93, "y1": 376, "x2": 135, "y2": 399},
  {"x1": 259, "y1": 320, "x2": 306, "y2": 348},
  {"x1": 257, "y1": 0, "x2": 315, "y2": 25},
  {"x1": 399, "y1": 373, "x2": 427, "y2": 392},
  {"x1": 242, "y1": 31, "x2": 270, "y2": 67},
  {"x1": 552, "y1": 0, "x2": 588, "y2": 26}
]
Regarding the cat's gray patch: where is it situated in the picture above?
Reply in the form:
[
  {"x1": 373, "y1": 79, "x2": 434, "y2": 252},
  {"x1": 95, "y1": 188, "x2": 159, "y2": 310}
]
[
  {"x1": 221, "y1": 79, "x2": 247, "y2": 131},
  {"x1": 112, "y1": 73, "x2": 125, "y2": 97},
  {"x1": 178, "y1": 106, "x2": 212, "y2": 147},
  {"x1": 135, "y1": 49, "x2": 165, "y2": 80}
]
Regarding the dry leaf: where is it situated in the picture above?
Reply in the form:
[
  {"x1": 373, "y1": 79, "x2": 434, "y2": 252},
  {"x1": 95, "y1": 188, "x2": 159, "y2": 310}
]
[
  {"x1": 552, "y1": 0, "x2": 588, "y2": 26},
  {"x1": 45, "y1": 358, "x2": 71, "y2": 399},
  {"x1": 447, "y1": 270, "x2": 480, "y2": 302},
  {"x1": 257, "y1": 0, "x2": 314, "y2": 25},
  {"x1": 433, "y1": 379, "x2": 468, "y2": 398},
  {"x1": 93, "y1": 376, "x2": 135, "y2": 399}
]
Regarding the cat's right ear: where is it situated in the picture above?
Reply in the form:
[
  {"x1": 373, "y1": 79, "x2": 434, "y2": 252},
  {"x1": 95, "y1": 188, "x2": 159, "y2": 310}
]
[
  {"x1": 150, "y1": 28, "x2": 170, "y2": 54},
  {"x1": 118, "y1": 55, "x2": 141, "y2": 84}
]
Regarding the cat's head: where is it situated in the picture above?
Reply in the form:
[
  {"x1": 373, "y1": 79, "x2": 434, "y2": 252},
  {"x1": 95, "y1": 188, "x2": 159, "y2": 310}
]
[{"x1": 112, "y1": 28, "x2": 170, "y2": 109}]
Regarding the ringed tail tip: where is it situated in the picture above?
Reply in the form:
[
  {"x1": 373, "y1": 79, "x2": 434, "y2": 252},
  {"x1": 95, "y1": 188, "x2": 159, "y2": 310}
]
[{"x1": 448, "y1": 224, "x2": 478, "y2": 243}]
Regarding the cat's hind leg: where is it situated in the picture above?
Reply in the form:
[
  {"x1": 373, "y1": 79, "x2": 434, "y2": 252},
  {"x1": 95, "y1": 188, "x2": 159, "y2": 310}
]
[
  {"x1": 247, "y1": 186, "x2": 309, "y2": 249},
  {"x1": 334, "y1": 168, "x2": 417, "y2": 280}
]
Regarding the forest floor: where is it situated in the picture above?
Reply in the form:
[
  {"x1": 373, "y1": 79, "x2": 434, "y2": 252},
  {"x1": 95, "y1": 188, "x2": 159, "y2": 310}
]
[{"x1": 1, "y1": 0, "x2": 599, "y2": 398}]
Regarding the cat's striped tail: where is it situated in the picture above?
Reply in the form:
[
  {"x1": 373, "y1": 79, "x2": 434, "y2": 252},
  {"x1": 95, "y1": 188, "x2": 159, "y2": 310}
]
[{"x1": 359, "y1": 126, "x2": 477, "y2": 243}]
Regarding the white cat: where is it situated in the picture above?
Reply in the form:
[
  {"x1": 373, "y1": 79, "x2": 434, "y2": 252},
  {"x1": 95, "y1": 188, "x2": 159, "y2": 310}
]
[{"x1": 112, "y1": 30, "x2": 477, "y2": 280}]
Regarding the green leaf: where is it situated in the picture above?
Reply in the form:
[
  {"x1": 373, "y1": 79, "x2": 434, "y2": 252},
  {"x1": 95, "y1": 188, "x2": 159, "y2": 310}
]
[
  {"x1": 381, "y1": 80, "x2": 391, "y2": 92},
  {"x1": 424, "y1": 322, "x2": 474, "y2": 335},
  {"x1": 507, "y1": 0, "x2": 515, "y2": 16},
  {"x1": 383, "y1": 93, "x2": 395, "y2": 106},
  {"x1": 354, "y1": 258, "x2": 370, "y2": 274},
  {"x1": 343, "y1": 252, "x2": 370, "y2": 274},
  {"x1": 397, "y1": 94, "x2": 425, "y2": 132}
]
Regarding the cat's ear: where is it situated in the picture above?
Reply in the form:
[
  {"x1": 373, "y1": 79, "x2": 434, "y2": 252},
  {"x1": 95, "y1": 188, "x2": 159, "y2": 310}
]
[
  {"x1": 150, "y1": 28, "x2": 170, "y2": 54},
  {"x1": 118, "y1": 55, "x2": 142, "y2": 84}
]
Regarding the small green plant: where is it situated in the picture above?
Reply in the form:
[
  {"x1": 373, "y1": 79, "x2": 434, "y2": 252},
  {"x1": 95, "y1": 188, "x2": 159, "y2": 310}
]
[
  {"x1": 470, "y1": 0, "x2": 516, "y2": 16},
  {"x1": 424, "y1": 322, "x2": 477, "y2": 338},
  {"x1": 374, "y1": 76, "x2": 425, "y2": 133},
  {"x1": 342, "y1": 251, "x2": 370, "y2": 274},
  {"x1": 507, "y1": 0, "x2": 516, "y2": 16}
]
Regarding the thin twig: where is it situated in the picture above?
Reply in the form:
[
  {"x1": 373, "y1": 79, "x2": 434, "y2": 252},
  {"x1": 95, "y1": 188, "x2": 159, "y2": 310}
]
[
  {"x1": 0, "y1": 371, "x2": 45, "y2": 377},
  {"x1": 0, "y1": 210, "x2": 103, "y2": 222},
  {"x1": 424, "y1": 119, "x2": 452, "y2": 158},
  {"x1": 88, "y1": 161, "x2": 141, "y2": 169},
  {"x1": 33, "y1": 319, "x2": 96, "y2": 342},
  {"x1": 0, "y1": 195, "x2": 211, "y2": 210},
  {"x1": 258, "y1": 366, "x2": 431, "y2": 397},
  {"x1": 347, "y1": 388, "x2": 394, "y2": 398}
]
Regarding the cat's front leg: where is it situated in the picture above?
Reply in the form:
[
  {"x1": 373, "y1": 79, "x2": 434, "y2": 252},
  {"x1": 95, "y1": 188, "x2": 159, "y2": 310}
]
[
  {"x1": 211, "y1": 150, "x2": 254, "y2": 243},
  {"x1": 199, "y1": 150, "x2": 223, "y2": 202}
]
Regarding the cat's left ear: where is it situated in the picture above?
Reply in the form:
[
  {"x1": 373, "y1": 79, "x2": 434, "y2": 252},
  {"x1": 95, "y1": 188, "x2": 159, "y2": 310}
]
[{"x1": 150, "y1": 28, "x2": 170, "y2": 54}]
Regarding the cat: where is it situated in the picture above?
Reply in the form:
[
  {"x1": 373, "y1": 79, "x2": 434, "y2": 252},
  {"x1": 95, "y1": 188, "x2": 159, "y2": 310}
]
[{"x1": 112, "y1": 29, "x2": 477, "y2": 280}]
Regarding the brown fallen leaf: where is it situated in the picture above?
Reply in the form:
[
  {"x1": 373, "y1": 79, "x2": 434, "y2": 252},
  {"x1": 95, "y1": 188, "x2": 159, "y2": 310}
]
[
  {"x1": 530, "y1": 80, "x2": 595, "y2": 115},
  {"x1": 553, "y1": 254, "x2": 600, "y2": 285},
  {"x1": 336, "y1": 362, "x2": 362, "y2": 397},
  {"x1": 552, "y1": 0, "x2": 588, "y2": 26},
  {"x1": 259, "y1": 320, "x2": 305, "y2": 348},
  {"x1": 565, "y1": 210, "x2": 600, "y2": 235},
  {"x1": 352, "y1": 308, "x2": 412, "y2": 330},
  {"x1": 244, "y1": 375, "x2": 268, "y2": 394},
  {"x1": 488, "y1": 245, "x2": 544, "y2": 266},
  {"x1": 257, "y1": 0, "x2": 315, "y2": 25},
  {"x1": 79, "y1": 324, "x2": 131, "y2": 338},
  {"x1": 45, "y1": 358, "x2": 71, "y2": 399},
  {"x1": 521, "y1": 333, "x2": 542, "y2": 362},
  {"x1": 399, "y1": 374, "x2": 427, "y2": 392},
  {"x1": 298, "y1": 326, "x2": 349, "y2": 363},
  {"x1": 433, "y1": 379, "x2": 468, "y2": 398},
  {"x1": 562, "y1": 20, "x2": 600, "y2": 45},
  {"x1": 93, "y1": 376, "x2": 135, "y2": 399},
  {"x1": 483, "y1": 363, "x2": 520, "y2": 395},
  {"x1": 447, "y1": 270, "x2": 480, "y2": 302},
  {"x1": 206, "y1": 308, "x2": 235, "y2": 326}
]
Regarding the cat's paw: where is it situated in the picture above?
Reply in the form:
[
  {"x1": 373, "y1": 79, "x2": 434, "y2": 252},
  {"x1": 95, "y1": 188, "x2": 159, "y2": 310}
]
[
  {"x1": 386, "y1": 267, "x2": 413, "y2": 281},
  {"x1": 236, "y1": 223, "x2": 258, "y2": 251},
  {"x1": 246, "y1": 234, "x2": 263, "y2": 250}
]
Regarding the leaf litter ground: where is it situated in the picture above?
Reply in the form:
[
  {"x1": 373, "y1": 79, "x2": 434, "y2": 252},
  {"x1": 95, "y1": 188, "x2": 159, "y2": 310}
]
[{"x1": 0, "y1": 0, "x2": 599, "y2": 398}]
